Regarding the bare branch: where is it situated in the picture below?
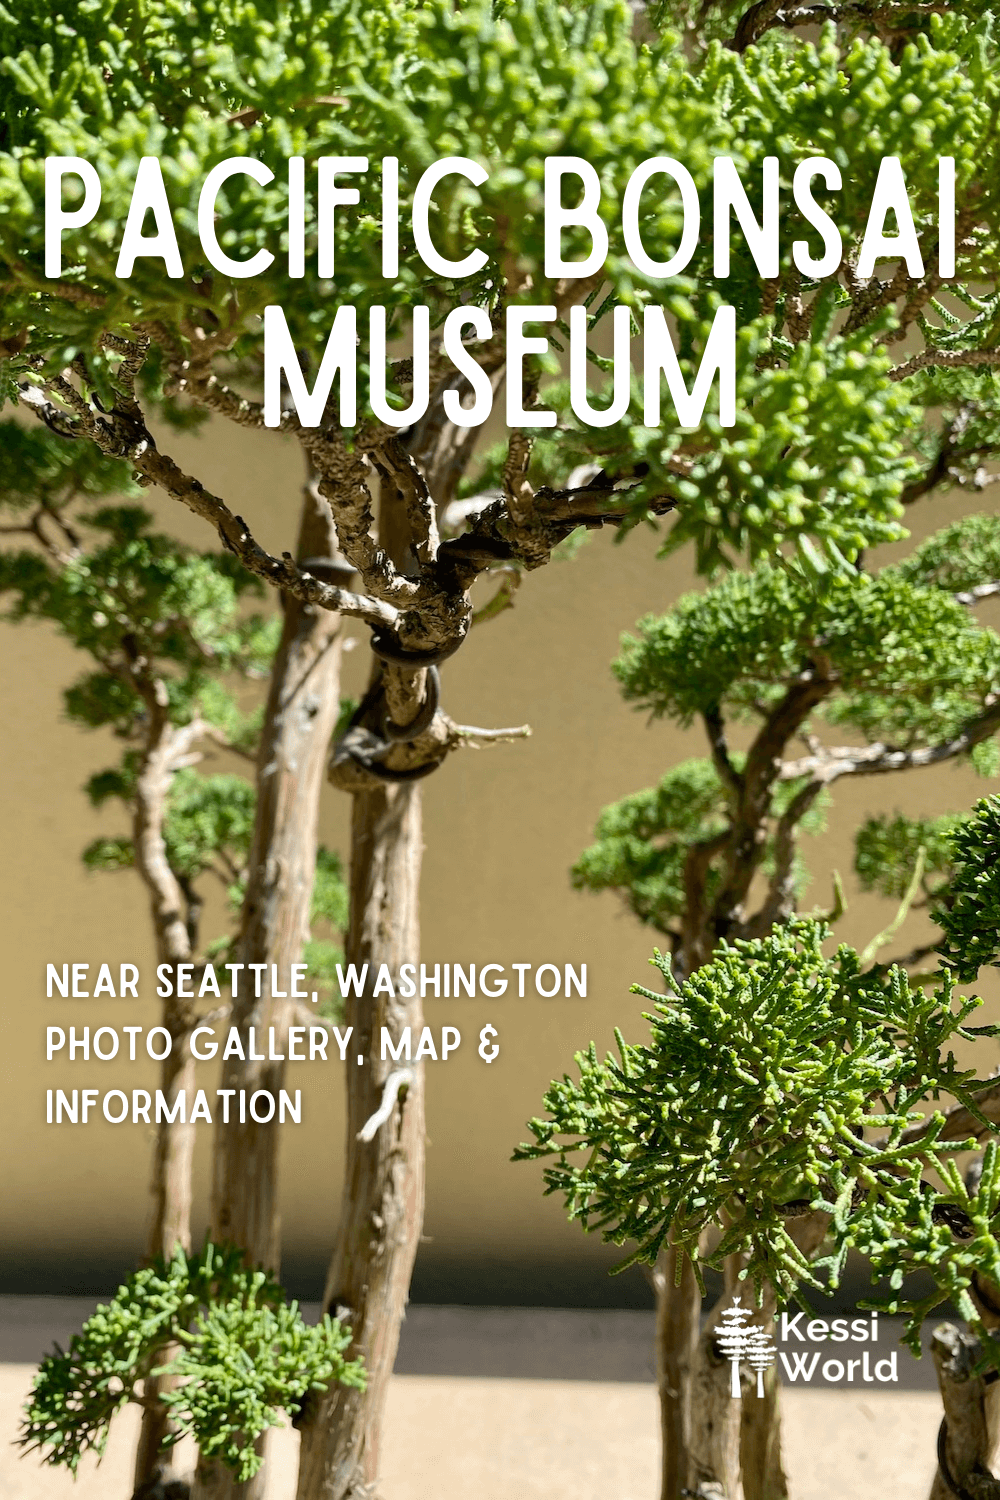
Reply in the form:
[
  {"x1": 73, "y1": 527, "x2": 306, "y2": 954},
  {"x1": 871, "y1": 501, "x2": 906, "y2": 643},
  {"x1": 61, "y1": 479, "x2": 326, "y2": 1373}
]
[
  {"x1": 858, "y1": 845, "x2": 926, "y2": 968},
  {"x1": 448, "y1": 721, "x2": 532, "y2": 747},
  {"x1": 890, "y1": 347, "x2": 1000, "y2": 382},
  {"x1": 956, "y1": 582, "x2": 1000, "y2": 607},
  {"x1": 703, "y1": 707, "x2": 744, "y2": 800},
  {"x1": 17, "y1": 380, "x2": 399, "y2": 628},
  {"x1": 778, "y1": 698, "x2": 1000, "y2": 785},
  {"x1": 471, "y1": 566, "x2": 522, "y2": 626},
  {"x1": 742, "y1": 777, "x2": 826, "y2": 938},
  {"x1": 357, "y1": 1068, "x2": 413, "y2": 1142}
]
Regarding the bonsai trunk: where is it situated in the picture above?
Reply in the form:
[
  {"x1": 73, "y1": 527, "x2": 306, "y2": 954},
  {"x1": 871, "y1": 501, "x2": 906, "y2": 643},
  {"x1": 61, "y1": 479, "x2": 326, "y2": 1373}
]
[
  {"x1": 210, "y1": 483, "x2": 344, "y2": 1268},
  {"x1": 653, "y1": 1244, "x2": 703, "y2": 1500},
  {"x1": 192, "y1": 484, "x2": 344, "y2": 1500},
  {"x1": 130, "y1": 702, "x2": 201, "y2": 1495},
  {"x1": 295, "y1": 781, "x2": 425, "y2": 1500}
]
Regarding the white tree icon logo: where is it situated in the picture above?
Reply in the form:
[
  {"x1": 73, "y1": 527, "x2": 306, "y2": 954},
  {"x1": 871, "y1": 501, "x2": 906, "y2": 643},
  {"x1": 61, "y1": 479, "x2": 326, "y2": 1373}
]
[{"x1": 713, "y1": 1298, "x2": 777, "y2": 1398}]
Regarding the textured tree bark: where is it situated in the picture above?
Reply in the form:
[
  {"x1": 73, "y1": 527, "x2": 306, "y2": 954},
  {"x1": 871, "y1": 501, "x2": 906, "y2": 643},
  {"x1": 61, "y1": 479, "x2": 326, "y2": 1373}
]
[
  {"x1": 930, "y1": 1323, "x2": 1000, "y2": 1500},
  {"x1": 209, "y1": 483, "x2": 344, "y2": 1270},
  {"x1": 192, "y1": 485, "x2": 344, "y2": 1500},
  {"x1": 689, "y1": 1261, "x2": 744, "y2": 1500},
  {"x1": 129, "y1": 706, "x2": 201, "y2": 1497},
  {"x1": 295, "y1": 782, "x2": 425, "y2": 1500},
  {"x1": 737, "y1": 1280, "x2": 786, "y2": 1500},
  {"x1": 737, "y1": 1215, "x2": 828, "y2": 1500},
  {"x1": 654, "y1": 1246, "x2": 702, "y2": 1500}
]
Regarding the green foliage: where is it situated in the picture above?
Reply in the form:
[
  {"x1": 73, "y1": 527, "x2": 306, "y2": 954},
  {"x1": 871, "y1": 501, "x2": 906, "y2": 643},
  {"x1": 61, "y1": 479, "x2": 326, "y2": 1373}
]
[
  {"x1": 854, "y1": 811, "x2": 965, "y2": 903},
  {"x1": 572, "y1": 759, "x2": 729, "y2": 931},
  {"x1": 895, "y1": 511, "x2": 1000, "y2": 596},
  {"x1": 85, "y1": 761, "x2": 255, "y2": 880},
  {"x1": 572, "y1": 755, "x2": 827, "y2": 934},
  {"x1": 162, "y1": 768, "x2": 257, "y2": 880},
  {"x1": 305, "y1": 847, "x2": 349, "y2": 1017},
  {"x1": 936, "y1": 796, "x2": 1000, "y2": 982},
  {"x1": 0, "y1": 420, "x2": 139, "y2": 513},
  {"x1": 312, "y1": 846, "x2": 349, "y2": 933},
  {"x1": 613, "y1": 552, "x2": 1000, "y2": 748},
  {"x1": 6, "y1": 6, "x2": 1000, "y2": 570},
  {"x1": 0, "y1": 506, "x2": 272, "y2": 733},
  {"x1": 516, "y1": 920, "x2": 1000, "y2": 1348},
  {"x1": 19, "y1": 1242, "x2": 365, "y2": 1481}
]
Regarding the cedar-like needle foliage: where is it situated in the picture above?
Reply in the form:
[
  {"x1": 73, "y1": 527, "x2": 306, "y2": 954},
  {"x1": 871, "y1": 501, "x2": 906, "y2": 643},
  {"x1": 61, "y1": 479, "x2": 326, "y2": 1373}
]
[
  {"x1": 515, "y1": 920, "x2": 1000, "y2": 1350},
  {"x1": 936, "y1": 795, "x2": 1000, "y2": 982},
  {"x1": 19, "y1": 1242, "x2": 365, "y2": 1481}
]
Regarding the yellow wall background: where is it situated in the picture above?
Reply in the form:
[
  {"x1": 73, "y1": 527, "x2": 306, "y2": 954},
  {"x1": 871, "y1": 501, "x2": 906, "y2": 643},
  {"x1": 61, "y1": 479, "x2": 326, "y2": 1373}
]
[{"x1": 2, "y1": 416, "x2": 997, "y2": 1302}]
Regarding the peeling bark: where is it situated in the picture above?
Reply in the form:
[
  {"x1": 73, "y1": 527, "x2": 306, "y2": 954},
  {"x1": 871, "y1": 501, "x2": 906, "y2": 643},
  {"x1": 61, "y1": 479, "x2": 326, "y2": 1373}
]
[
  {"x1": 194, "y1": 483, "x2": 344, "y2": 1500},
  {"x1": 295, "y1": 783, "x2": 425, "y2": 1500},
  {"x1": 209, "y1": 482, "x2": 343, "y2": 1270},
  {"x1": 129, "y1": 704, "x2": 201, "y2": 1497}
]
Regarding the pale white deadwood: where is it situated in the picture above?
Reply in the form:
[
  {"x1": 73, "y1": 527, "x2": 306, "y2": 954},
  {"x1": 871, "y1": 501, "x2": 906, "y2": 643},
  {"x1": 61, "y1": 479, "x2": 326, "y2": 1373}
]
[{"x1": 357, "y1": 1067, "x2": 414, "y2": 1142}]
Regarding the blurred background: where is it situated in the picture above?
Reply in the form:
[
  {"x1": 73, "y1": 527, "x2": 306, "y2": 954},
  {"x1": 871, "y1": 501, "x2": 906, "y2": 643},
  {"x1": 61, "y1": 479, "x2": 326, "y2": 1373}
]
[{"x1": 2, "y1": 411, "x2": 997, "y2": 1309}]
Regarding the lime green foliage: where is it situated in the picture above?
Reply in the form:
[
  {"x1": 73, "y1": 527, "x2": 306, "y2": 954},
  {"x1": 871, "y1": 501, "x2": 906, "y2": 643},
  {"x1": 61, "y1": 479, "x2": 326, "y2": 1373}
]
[
  {"x1": 854, "y1": 811, "x2": 966, "y2": 903},
  {"x1": 304, "y1": 846, "x2": 349, "y2": 1017},
  {"x1": 936, "y1": 796, "x2": 1000, "y2": 982},
  {"x1": 84, "y1": 763, "x2": 256, "y2": 884},
  {"x1": 0, "y1": 497, "x2": 275, "y2": 733},
  {"x1": 571, "y1": 514, "x2": 1000, "y2": 968},
  {"x1": 895, "y1": 513, "x2": 1000, "y2": 596},
  {"x1": 572, "y1": 757, "x2": 827, "y2": 933},
  {"x1": 516, "y1": 920, "x2": 1000, "y2": 1348},
  {"x1": 614, "y1": 559, "x2": 1000, "y2": 742},
  {"x1": 19, "y1": 1242, "x2": 365, "y2": 1482},
  {"x1": 4, "y1": 6, "x2": 1000, "y2": 574}
]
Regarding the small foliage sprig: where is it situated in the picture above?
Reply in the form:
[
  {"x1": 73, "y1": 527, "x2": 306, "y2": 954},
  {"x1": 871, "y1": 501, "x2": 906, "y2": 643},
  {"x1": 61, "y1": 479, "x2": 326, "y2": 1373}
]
[
  {"x1": 19, "y1": 1242, "x2": 366, "y2": 1481},
  {"x1": 516, "y1": 920, "x2": 1000, "y2": 1350},
  {"x1": 936, "y1": 795, "x2": 1000, "y2": 983}
]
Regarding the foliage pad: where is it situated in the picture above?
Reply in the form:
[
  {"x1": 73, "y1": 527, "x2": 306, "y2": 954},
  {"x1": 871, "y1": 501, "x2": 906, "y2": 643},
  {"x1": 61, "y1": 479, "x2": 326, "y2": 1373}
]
[
  {"x1": 516, "y1": 920, "x2": 1000, "y2": 1350},
  {"x1": 19, "y1": 1242, "x2": 365, "y2": 1481}
]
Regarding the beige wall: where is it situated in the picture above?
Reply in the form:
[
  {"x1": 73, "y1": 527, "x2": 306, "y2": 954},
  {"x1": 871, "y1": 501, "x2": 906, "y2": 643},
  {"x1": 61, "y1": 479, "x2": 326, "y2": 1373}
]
[{"x1": 1, "y1": 417, "x2": 997, "y2": 1301}]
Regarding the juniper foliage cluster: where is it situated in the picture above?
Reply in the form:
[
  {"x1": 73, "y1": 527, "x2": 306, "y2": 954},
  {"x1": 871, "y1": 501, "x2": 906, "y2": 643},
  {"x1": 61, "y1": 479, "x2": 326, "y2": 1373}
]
[
  {"x1": 573, "y1": 512, "x2": 1000, "y2": 949},
  {"x1": 19, "y1": 1242, "x2": 366, "y2": 1481},
  {"x1": 936, "y1": 795, "x2": 1000, "y2": 982},
  {"x1": 515, "y1": 920, "x2": 1000, "y2": 1349},
  {"x1": 2, "y1": 4, "x2": 1000, "y2": 574}
]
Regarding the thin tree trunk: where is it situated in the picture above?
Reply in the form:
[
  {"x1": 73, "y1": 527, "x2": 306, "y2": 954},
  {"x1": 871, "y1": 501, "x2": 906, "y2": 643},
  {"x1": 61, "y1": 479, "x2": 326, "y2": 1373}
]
[
  {"x1": 130, "y1": 704, "x2": 201, "y2": 1496},
  {"x1": 295, "y1": 782, "x2": 425, "y2": 1500},
  {"x1": 210, "y1": 483, "x2": 344, "y2": 1269},
  {"x1": 930, "y1": 1323, "x2": 1000, "y2": 1500},
  {"x1": 688, "y1": 1260, "x2": 744, "y2": 1500},
  {"x1": 737, "y1": 1214, "x2": 828, "y2": 1500},
  {"x1": 654, "y1": 1245, "x2": 702, "y2": 1500},
  {"x1": 192, "y1": 484, "x2": 344, "y2": 1500}
]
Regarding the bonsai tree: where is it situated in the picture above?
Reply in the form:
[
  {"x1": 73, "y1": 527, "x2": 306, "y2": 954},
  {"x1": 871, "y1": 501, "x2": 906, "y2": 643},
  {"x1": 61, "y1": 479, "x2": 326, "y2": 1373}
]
[
  {"x1": 20, "y1": 1242, "x2": 366, "y2": 1488},
  {"x1": 0, "y1": 427, "x2": 352, "y2": 1488},
  {"x1": 517, "y1": 901, "x2": 1000, "y2": 1497},
  {"x1": 4, "y1": 1, "x2": 1000, "y2": 1496},
  {"x1": 558, "y1": 507, "x2": 1000, "y2": 1499}
]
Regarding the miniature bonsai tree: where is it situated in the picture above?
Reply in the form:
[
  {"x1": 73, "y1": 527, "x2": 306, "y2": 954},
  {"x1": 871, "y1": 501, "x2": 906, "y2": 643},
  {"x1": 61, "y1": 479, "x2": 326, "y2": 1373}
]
[
  {"x1": 19, "y1": 1242, "x2": 366, "y2": 1486},
  {"x1": 561, "y1": 507, "x2": 1000, "y2": 1497},
  {"x1": 518, "y1": 907, "x2": 1000, "y2": 1498},
  {"x1": 0, "y1": 423, "x2": 349, "y2": 1489},
  {"x1": 5, "y1": 1, "x2": 1000, "y2": 1496}
]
